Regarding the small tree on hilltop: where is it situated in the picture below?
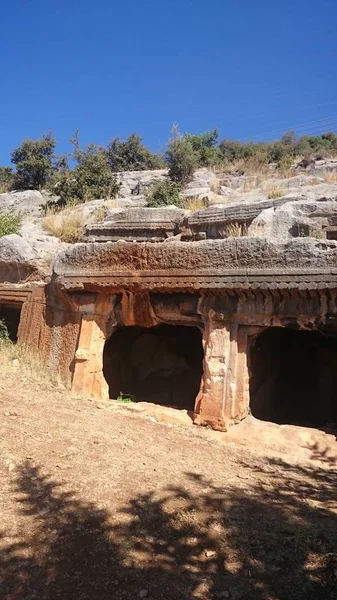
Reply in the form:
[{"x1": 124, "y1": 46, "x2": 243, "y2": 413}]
[
  {"x1": 107, "y1": 133, "x2": 164, "y2": 172},
  {"x1": 185, "y1": 128, "x2": 222, "y2": 167},
  {"x1": 166, "y1": 126, "x2": 197, "y2": 185},
  {"x1": 11, "y1": 133, "x2": 56, "y2": 190},
  {"x1": 49, "y1": 132, "x2": 120, "y2": 205}
]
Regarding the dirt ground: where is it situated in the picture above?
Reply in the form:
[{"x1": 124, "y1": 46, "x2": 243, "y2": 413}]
[{"x1": 1, "y1": 360, "x2": 337, "y2": 600}]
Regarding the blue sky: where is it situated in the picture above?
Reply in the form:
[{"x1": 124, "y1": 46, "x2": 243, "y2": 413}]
[{"x1": 1, "y1": 0, "x2": 336, "y2": 163}]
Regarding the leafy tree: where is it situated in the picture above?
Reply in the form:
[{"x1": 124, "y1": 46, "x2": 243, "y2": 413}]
[
  {"x1": 146, "y1": 179, "x2": 182, "y2": 207},
  {"x1": 49, "y1": 134, "x2": 119, "y2": 205},
  {"x1": 107, "y1": 133, "x2": 163, "y2": 172},
  {"x1": 219, "y1": 139, "x2": 254, "y2": 162},
  {"x1": 0, "y1": 167, "x2": 14, "y2": 193},
  {"x1": 166, "y1": 128, "x2": 197, "y2": 185},
  {"x1": 11, "y1": 133, "x2": 56, "y2": 190},
  {"x1": 185, "y1": 128, "x2": 222, "y2": 166}
]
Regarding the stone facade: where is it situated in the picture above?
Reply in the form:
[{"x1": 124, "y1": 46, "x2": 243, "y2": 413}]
[{"x1": 3, "y1": 216, "x2": 337, "y2": 431}]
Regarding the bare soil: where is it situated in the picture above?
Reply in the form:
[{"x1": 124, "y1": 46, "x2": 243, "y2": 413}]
[{"x1": 1, "y1": 363, "x2": 337, "y2": 600}]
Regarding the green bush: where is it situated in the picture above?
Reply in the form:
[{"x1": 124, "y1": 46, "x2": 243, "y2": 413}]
[
  {"x1": 166, "y1": 137, "x2": 197, "y2": 185},
  {"x1": 0, "y1": 319, "x2": 10, "y2": 342},
  {"x1": 0, "y1": 211, "x2": 21, "y2": 237},
  {"x1": 185, "y1": 128, "x2": 222, "y2": 167},
  {"x1": 48, "y1": 137, "x2": 120, "y2": 205},
  {"x1": 146, "y1": 180, "x2": 182, "y2": 207},
  {"x1": 0, "y1": 166, "x2": 14, "y2": 193},
  {"x1": 11, "y1": 133, "x2": 56, "y2": 190},
  {"x1": 107, "y1": 133, "x2": 164, "y2": 172},
  {"x1": 219, "y1": 131, "x2": 337, "y2": 168}
]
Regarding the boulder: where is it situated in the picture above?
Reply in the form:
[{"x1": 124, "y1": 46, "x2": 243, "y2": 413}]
[
  {"x1": 0, "y1": 190, "x2": 44, "y2": 220},
  {"x1": 248, "y1": 200, "x2": 337, "y2": 241},
  {"x1": 0, "y1": 234, "x2": 39, "y2": 283}
]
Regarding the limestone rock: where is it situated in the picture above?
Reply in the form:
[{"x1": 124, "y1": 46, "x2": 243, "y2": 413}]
[
  {"x1": 0, "y1": 190, "x2": 44, "y2": 220},
  {"x1": 0, "y1": 234, "x2": 39, "y2": 283},
  {"x1": 248, "y1": 199, "x2": 337, "y2": 241}
]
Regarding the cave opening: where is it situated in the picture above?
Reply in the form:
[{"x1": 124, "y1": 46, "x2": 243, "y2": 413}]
[
  {"x1": 0, "y1": 303, "x2": 22, "y2": 342},
  {"x1": 103, "y1": 324, "x2": 204, "y2": 411},
  {"x1": 249, "y1": 327, "x2": 337, "y2": 428}
]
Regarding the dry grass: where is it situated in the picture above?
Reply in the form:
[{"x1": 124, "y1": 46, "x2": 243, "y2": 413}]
[
  {"x1": 220, "y1": 222, "x2": 248, "y2": 238},
  {"x1": 42, "y1": 208, "x2": 85, "y2": 242},
  {"x1": 323, "y1": 171, "x2": 337, "y2": 183},
  {"x1": 0, "y1": 341, "x2": 63, "y2": 388},
  {"x1": 239, "y1": 177, "x2": 261, "y2": 193},
  {"x1": 262, "y1": 181, "x2": 287, "y2": 199},
  {"x1": 209, "y1": 177, "x2": 221, "y2": 194},
  {"x1": 183, "y1": 196, "x2": 208, "y2": 212},
  {"x1": 91, "y1": 197, "x2": 120, "y2": 222}
]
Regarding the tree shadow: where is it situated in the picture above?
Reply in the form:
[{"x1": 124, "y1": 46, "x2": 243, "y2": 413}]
[{"x1": 1, "y1": 454, "x2": 337, "y2": 599}]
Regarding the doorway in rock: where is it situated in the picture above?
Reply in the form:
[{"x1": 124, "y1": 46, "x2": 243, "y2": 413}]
[
  {"x1": 103, "y1": 324, "x2": 204, "y2": 411},
  {"x1": 249, "y1": 327, "x2": 337, "y2": 428},
  {"x1": 0, "y1": 304, "x2": 22, "y2": 342}
]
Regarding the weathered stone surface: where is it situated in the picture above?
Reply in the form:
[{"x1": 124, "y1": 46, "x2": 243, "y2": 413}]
[
  {"x1": 0, "y1": 190, "x2": 44, "y2": 220},
  {"x1": 116, "y1": 170, "x2": 167, "y2": 198},
  {"x1": 53, "y1": 237, "x2": 337, "y2": 295},
  {"x1": 248, "y1": 199, "x2": 337, "y2": 241},
  {"x1": 85, "y1": 207, "x2": 188, "y2": 242},
  {"x1": 0, "y1": 234, "x2": 40, "y2": 283}
]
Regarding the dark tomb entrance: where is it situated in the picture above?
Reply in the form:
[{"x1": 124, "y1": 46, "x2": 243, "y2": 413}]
[
  {"x1": 103, "y1": 324, "x2": 204, "y2": 411},
  {"x1": 0, "y1": 304, "x2": 22, "y2": 342},
  {"x1": 249, "y1": 327, "x2": 337, "y2": 428}
]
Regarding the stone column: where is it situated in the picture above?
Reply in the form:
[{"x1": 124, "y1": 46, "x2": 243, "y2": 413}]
[
  {"x1": 195, "y1": 312, "x2": 250, "y2": 430},
  {"x1": 72, "y1": 295, "x2": 113, "y2": 401}
]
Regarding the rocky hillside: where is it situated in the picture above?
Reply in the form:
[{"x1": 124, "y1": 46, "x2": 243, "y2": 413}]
[{"x1": 1, "y1": 158, "x2": 337, "y2": 284}]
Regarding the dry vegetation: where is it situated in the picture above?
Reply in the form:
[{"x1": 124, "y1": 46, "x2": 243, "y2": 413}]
[
  {"x1": 0, "y1": 340, "x2": 63, "y2": 388},
  {"x1": 183, "y1": 196, "x2": 209, "y2": 213},
  {"x1": 42, "y1": 208, "x2": 85, "y2": 243},
  {"x1": 323, "y1": 171, "x2": 337, "y2": 183},
  {"x1": 262, "y1": 181, "x2": 288, "y2": 199},
  {"x1": 220, "y1": 222, "x2": 248, "y2": 238}
]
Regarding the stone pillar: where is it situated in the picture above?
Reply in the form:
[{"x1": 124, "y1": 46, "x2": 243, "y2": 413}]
[
  {"x1": 195, "y1": 312, "x2": 250, "y2": 430},
  {"x1": 71, "y1": 295, "x2": 113, "y2": 401}
]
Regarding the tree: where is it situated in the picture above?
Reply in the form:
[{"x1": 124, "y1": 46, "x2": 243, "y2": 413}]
[
  {"x1": 185, "y1": 128, "x2": 222, "y2": 166},
  {"x1": 166, "y1": 127, "x2": 197, "y2": 185},
  {"x1": 11, "y1": 133, "x2": 56, "y2": 190},
  {"x1": 0, "y1": 167, "x2": 14, "y2": 192},
  {"x1": 50, "y1": 134, "x2": 120, "y2": 205},
  {"x1": 107, "y1": 133, "x2": 163, "y2": 172}
]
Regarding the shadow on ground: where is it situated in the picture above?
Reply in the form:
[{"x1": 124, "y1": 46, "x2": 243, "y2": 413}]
[{"x1": 1, "y1": 453, "x2": 337, "y2": 600}]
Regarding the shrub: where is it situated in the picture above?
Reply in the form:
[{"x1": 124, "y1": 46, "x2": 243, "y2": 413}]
[
  {"x1": 183, "y1": 196, "x2": 208, "y2": 212},
  {"x1": 166, "y1": 136, "x2": 197, "y2": 185},
  {"x1": 0, "y1": 211, "x2": 21, "y2": 237},
  {"x1": 11, "y1": 133, "x2": 56, "y2": 190},
  {"x1": 0, "y1": 166, "x2": 14, "y2": 193},
  {"x1": 107, "y1": 133, "x2": 164, "y2": 172},
  {"x1": 220, "y1": 222, "x2": 248, "y2": 238},
  {"x1": 185, "y1": 128, "x2": 222, "y2": 167},
  {"x1": 42, "y1": 209, "x2": 84, "y2": 243},
  {"x1": 262, "y1": 181, "x2": 287, "y2": 199},
  {"x1": 219, "y1": 131, "x2": 337, "y2": 171},
  {"x1": 146, "y1": 180, "x2": 182, "y2": 207},
  {"x1": 49, "y1": 140, "x2": 120, "y2": 205},
  {"x1": 0, "y1": 319, "x2": 10, "y2": 342}
]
